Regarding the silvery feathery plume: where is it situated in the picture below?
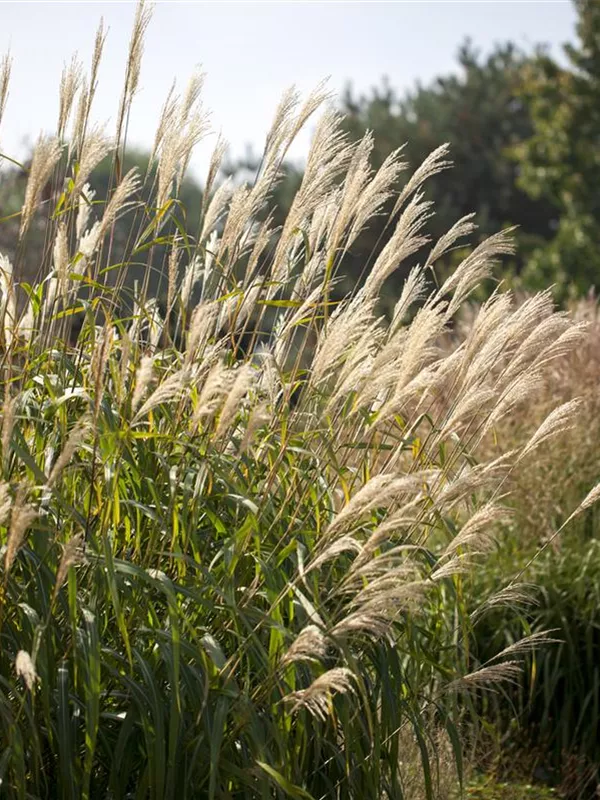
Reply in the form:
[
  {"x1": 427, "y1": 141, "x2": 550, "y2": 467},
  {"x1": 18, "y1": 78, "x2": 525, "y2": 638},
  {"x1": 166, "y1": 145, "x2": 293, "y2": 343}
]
[
  {"x1": 216, "y1": 364, "x2": 255, "y2": 438},
  {"x1": 166, "y1": 238, "x2": 181, "y2": 316},
  {"x1": 71, "y1": 19, "x2": 106, "y2": 152},
  {"x1": 193, "y1": 362, "x2": 235, "y2": 424},
  {"x1": 16, "y1": 300, "x2": 35, "y2": 343},
  {"x1": 202, "y1": 134, "x2": 228, "y2": 216},
  {"x1": 53, "y1": 533, "x2": 85, "y2": 600},
  {"x1": 392, "y1": 143, "x2": 452, "y2": 216},
  {"x1": 131, "y1": 355, "x2": 155, "y2": 413},
  {"x1": 284, "y1": 668, "x2": 355, "y2": 721},
  {"x1": 323, "y1": 474, "x2": 423, "y2": 540},
  {"x1": 0, "y1": 481, "x2": 11, "y2": 527},
  {"x1": 133, "y1": 367, "x2": 190, "y2": 421},
  {"x1": 15, "y1": 650, "x2": 38, "y2": 691},
  {"x1": 20, "y1": 135, "x2": 64, "y2": 238},
  {"x1": 72, "y1": 126, "x2": 112, "y2": 196},
  {"x1": 78, "y1": 169, "x2": 140, "y2": 261},
  {"x1": 180, "y1": 254, "x2": 203, "y2": 310},
  {"x1": 200, "y1": 181, "x2": 233, "y2": 245},
  {"x1": 52, "y1": 222, "x2": 70, "y2": 304},
  {"x1": 0, "y1": 52, "x2": 12, "y2": 131},
  {"x1": 281, "y1": 625, "x2": 328, "y2": 666},
  {"x1": 115, "y1": 0, "x2": 153, "y2": 145},
  {"x1": 1, "y1": 392, "x2": 18, "y2": 465},
  {"x1": 185, "y1": 301, "x2": 219, "y2": 364},
  {"x1": 57, "y1": 54, "x2": 82, "y2": 138},
  {"x1": 45, "y1": 416, "x2": 91, "y2": 489},
  {"x1": 518, "y1": 399, "x2": 583, "y2": 463},
  {"x1": 239, "y1": 402, "x2": 270, "y2": 454},
  {"x1": 76, "y1": 185, "x2": 97, "y2": 248},
  {"x1": 155, "y1": 69, "x2": 209, "y2": 210},
  {"x1": 4, "y1": 489, "x2": 37, "y2": 577},
  {"x1": 0, "y1": 253, "x2": 16, "y2": 347}
]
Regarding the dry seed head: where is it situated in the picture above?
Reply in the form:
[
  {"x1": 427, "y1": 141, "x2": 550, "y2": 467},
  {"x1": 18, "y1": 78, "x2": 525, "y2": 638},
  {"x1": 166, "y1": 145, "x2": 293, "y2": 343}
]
[
  {"x1": 150, "y1": 79, "x2": 177, "y2": 166},
  {"x1": 391, "y1": 265, "x2": 428, "y2": 330},
  {"x1": 116, "y1": 0, "x2": 153, "y2": 141},
  {"x1": 444, "y1": 228, "x2": 516, "y2": 318},
  {"x1": 54, "y1": 533, "x2": 85, "y2": 597},
  {"x1": 0, "y1": 52, "x2": 12, "y2": 130},
  {"x1": 194, "y1": 362, "x2": 235, "y2": 424},
  {"x1": 155, "y1": 69, "x2": 209, "y2": 209},
  {"x1": 200, "y1": 179, "x2": 233, "y2": 244},
  {"x1": 518, "y1": 398, "x2": 583, "y2": 462},
  {"x1": 185, "y1": 301, "x2": 219, "y2": 363},
  {"x1": 488, "y1": 630, "x2": 557, "y2": 663},
  {"x1": 500, "y1": 314, "x2": 573, "y2": 384},
  {"x1": 72, "y1": 19, "x2": 106, "y2": 150},
  {"x1": 0, "y1": 481, "x2": 11, "y2": 526},
  {"x1": 90, "y1": 18, "x2": 106, "y2": 90},
  {"x1": 392, "y1": 143, "x2": 452, "y2": 216},
  {"x1": 362, "y1": 191, "x2": 433, "y2": 300},
  {"x1": 571, "y1": 482, "x2": 600, "y2": 519},
  {"x1": 330, "y1": 611, "x2": 394, "y2": 642},
  {"x1": 356, "y1": 496, "x2": 432, "y2": 566},
  {"x1": 239, "y1": 402, "x2": 270, "y2": 454},
  {"x1": 15, "y1": 650, "x2": 38, "y2": 691},
  {"x1": 442, "y1": 501, "x2": 507, "y2": 559},
  {"x1": 482, "y1": 370, "x2": 545, "y2": 435},
  {"x1": 430, "y1": 555, "x2": 472, "y2": 582},
  {"x1": 79, "y1": 169, "x2": 140, "y2": 260},
  {"x1": 307, "y1": 536, "x2": 363, "y2": 573},
  {"x1": 281, "y1": 625, "x2": 328, "y2": 666},
  {"x1": 447, "y1": 661, "x2": 522, "y2": 692},
  {"x1": 20, "y1": 135, "x2": 64, "y2": 238},
  {"x1": 71, "y1": 77, "x2": 90, "y2": 153},
  {"x1": 284, "y1": 667, "x2": 355, "y2": 720},
  {"x1": 0, "y1": 253, "x2": 16, "y2": 347},
  {"x1": 76, "y1": 184, "x2": 96, "y2": 245},
  {"x1": 16, "y1": 301, "x2": 35, "y2": 343},
  {"x1": 58, "y1": 54, "x2": 83, "y2": 138},
  {"x1": 202, "y1": 134, "x2": 228, "y2": 213},
  {"x1": 324, "y1": 474, "x2": 424, "y2": 539},
  {"x1": 72, "y1": 126, "x2": 112, "y2": 195},
  {"x1": 285, "y1": 79, "x2": 331, "y2": 155},
  {"x1": 470, "y1": 583, "x2": 538, "y2": 624},
  {"x1": 1, "y1": 392, "x2": 18, "y2": 462},
  {"x1": 166, "y1": 238, "x2": 181, "y2": 314},
  {"x1": 131, "y1": 354, "x2": 155, "y2": 412},
  {"x1": 46, "y1": 417, "x2": 91, "y2": 489},
  {"x1": 53, "y1": 221, "x2": 70, "y2": 299},
  {"x1": 347, "y1": 145, "x2": 408, "y2": 247},
  {"x1": 426, "y1": 213, "x2": 477, "y2": 269},
  {"x1": 5, "y1": 493, "x2": 37, "y2": 577},
  {"x1": 133, "y1": 367, "x2": 190, "y2": 420},
  {"x1": 180, "y1": 254, "x2": 203, "y2": 310},
  {"x1": 263, "y1": 85, "x2": 300, "y2": 157},
  {"x1": 216, "y1": 364, "x2": 255, "y2": 438}
]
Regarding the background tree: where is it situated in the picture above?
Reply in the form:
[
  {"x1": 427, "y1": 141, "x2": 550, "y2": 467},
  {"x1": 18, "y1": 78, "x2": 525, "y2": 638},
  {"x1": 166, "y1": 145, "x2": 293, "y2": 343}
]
[{"x1": 513, "y1": 0, "x2": 600, "y2": 299}]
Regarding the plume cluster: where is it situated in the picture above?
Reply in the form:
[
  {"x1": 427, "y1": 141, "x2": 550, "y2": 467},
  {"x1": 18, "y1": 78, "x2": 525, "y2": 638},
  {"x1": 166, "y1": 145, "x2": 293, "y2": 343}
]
[{"x1": 0, "y1": 5, "x2": 595, "y2": 797}]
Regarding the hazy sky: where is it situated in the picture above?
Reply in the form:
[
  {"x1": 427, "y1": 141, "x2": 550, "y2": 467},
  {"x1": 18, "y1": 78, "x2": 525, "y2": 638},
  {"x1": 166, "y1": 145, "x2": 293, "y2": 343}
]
[{"x1": 0, "y1": 1, "x2": 577, "y2": 182}]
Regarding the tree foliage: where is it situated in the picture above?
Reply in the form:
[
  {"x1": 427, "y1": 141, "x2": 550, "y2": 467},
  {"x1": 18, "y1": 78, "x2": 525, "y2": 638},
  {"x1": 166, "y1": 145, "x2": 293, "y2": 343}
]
[{"x1": 512, "y1": 0, "x2": 600, "y2": 299}]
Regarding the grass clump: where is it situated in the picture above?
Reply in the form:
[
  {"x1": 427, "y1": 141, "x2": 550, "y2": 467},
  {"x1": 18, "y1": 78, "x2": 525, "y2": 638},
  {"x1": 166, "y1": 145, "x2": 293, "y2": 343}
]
[{"x1": 0, "y1": 4, "x2": 596, "y2": 798}]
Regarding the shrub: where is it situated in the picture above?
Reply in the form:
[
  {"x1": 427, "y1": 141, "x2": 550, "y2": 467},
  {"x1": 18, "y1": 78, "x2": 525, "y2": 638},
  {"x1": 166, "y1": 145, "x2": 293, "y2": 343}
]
[{"x1": 0, "y1": 4, "x2": 594, "y2": 798}]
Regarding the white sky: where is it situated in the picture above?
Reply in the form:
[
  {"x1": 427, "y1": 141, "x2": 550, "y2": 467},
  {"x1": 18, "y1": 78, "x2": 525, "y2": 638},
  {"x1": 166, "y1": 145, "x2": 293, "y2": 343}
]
[{"x1": 0, "y1": 1, "x2": 577, "y2": 183}]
